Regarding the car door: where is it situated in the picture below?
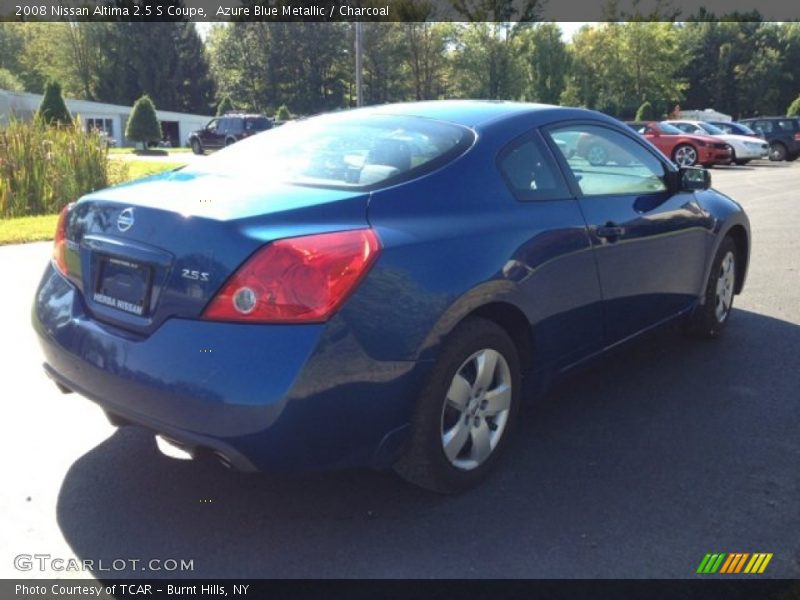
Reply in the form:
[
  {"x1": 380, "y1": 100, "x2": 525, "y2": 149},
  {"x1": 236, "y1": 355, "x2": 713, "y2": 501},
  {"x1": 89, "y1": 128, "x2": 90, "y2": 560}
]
[
  {"x1": 496, "y1": 131, "x2": 606, "y2": 366},
  {"x1": 544, "y1": 122, "x2": 713, "y2": 344},
  {"x1": 202, "y1": 118, "x2": 224, "y2": 149}
]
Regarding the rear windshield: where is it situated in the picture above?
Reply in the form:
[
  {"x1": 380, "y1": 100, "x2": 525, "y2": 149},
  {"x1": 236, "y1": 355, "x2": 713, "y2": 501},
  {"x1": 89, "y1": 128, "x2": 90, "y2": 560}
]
[{"x1": 185, "y1": 113, "x2": 474, "y2": 189}]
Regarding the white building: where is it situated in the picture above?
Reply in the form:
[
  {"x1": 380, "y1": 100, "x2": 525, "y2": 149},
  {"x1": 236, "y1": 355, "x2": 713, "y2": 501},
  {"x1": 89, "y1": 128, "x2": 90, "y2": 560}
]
[
  {"x1": 0, "y1": 88, "x2": 212, "y2": 147},
  {"x1": 678, "y1": 108, "x2": 732, "y2": 123}
]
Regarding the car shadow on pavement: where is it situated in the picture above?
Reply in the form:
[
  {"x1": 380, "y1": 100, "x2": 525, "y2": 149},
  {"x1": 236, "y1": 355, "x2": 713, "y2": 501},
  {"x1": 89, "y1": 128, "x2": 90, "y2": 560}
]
[{"x1": 56, "y1": 309, "x2": 800, "y2": 579}]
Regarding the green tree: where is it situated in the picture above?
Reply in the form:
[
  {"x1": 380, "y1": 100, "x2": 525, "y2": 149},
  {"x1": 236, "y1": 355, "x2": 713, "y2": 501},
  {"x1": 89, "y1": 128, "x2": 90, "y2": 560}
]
[
  {"x1": 275, "y1": 105, "x2": 291, "y2": 121},
  {"x1": 449, "y1": 23, "x2": 525, "y2": 100},
  {"x1": 362, "y1": 23, "x2": 412, "y2": 105},
  {"x1": 561, "y1": 23, "x2": 686, "y2": 117},
  {"x1": 635, "y1": 101, "x2": 654, "y2": 121},
  {"x1": 92, "y1": 23, "x2": 214, "y2": 113},
  {"x1": 518, "y1": 23, "x2": 569, "y2": 103},
  {"x1": 0, "y1": 24, "x2": 25, "y2": 76},
  {"x1": 0, "y1": 68, "x2": 24, "y2": 92},
  {"x1": 402, "y1": 22, "x2": 454, "y2": 100},
  {"x1": 125, "y1": 95, "x2": 162, "y2": 150},
  {"x1": 216, "y1": 95, "x2": 235, "y2": 116},
  {"x1": 788, "y1": 95, "x2": 800, "y2": 117},
  {"x1": 37, "y1": 81, "x2": 72, "y2": 125},
  {"x1": 208, "y1": 23, "x2": 349, "y2": 115}
]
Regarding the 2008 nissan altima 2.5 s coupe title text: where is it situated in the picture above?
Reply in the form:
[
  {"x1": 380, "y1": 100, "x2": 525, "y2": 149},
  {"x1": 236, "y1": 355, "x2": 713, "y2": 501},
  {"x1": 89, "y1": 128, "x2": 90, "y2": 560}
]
[{"x1": 33, "y1": 101, "x2": 750, "y2": 493}]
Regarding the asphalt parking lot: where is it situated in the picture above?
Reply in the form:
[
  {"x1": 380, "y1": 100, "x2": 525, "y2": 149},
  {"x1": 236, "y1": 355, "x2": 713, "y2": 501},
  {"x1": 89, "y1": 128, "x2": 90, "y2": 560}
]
[{"x1": 1, "y1": 161, "x2": 798, "y2": 579}]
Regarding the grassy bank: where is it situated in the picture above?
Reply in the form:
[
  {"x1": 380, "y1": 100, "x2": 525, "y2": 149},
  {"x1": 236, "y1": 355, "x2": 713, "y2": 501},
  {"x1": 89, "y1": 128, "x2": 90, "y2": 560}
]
[{"x1": 0, "y1": 214, "x2": 60, "y2": 245}]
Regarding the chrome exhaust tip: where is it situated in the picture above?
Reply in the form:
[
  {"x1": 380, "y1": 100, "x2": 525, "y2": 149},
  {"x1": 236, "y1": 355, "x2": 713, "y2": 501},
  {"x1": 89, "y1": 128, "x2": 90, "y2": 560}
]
[{"x1": 155, "y1": 435, "x2": 195, "y2": 461}]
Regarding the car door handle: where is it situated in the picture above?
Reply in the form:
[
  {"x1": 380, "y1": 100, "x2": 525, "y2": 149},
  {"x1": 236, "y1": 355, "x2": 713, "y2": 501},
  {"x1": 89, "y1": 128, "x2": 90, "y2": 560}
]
[{"x1": 596, "y1": 224, "x2": 625, "y2": 239}]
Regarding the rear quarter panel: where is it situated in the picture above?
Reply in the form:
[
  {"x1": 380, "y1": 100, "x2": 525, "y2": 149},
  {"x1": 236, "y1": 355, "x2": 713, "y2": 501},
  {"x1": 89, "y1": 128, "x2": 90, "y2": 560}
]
[{"x1": 354, "y1": 111, "x2": 606, "y2": 372}]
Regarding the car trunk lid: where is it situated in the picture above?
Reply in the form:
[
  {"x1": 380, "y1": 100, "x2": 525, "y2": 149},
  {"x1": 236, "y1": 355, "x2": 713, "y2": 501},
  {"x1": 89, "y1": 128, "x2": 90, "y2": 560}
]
[{"x1": 63, "y1": 170, "x2": 371, "y2": 336}]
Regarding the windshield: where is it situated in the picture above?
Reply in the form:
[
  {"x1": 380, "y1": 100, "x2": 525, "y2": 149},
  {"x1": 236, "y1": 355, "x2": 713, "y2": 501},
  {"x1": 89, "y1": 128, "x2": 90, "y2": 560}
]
[
  {"x1": 657, "y1": 122, "x2": 684, "y2": 135},
  {"x1": 697, "y1": 122, "x2": 725, "y2": 135},
  {"x1": 733, "y1": 123, "x2": 756, "y2": 135},
  {"x1": 185, "y1": 112, "x2": 473, "y2": 189}
]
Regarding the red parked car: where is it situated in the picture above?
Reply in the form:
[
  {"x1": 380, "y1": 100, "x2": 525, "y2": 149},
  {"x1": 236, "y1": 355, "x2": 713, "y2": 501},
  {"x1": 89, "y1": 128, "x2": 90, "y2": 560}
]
[{"x1": 626, "y1": 121, "x2": 731, "y2": 167}]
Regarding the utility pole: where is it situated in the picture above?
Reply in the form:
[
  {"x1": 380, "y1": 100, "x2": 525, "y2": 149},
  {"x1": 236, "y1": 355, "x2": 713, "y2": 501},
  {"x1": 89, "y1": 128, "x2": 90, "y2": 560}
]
[{"x1": 355, "y1": 21, "x2": 364, "y2": 107}]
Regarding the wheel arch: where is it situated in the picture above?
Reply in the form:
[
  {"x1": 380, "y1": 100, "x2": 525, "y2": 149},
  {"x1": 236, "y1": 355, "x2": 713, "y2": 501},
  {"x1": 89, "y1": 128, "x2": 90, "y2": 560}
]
[{"x1": 463, "y1": 302, "x2": 535, "y2": 376}]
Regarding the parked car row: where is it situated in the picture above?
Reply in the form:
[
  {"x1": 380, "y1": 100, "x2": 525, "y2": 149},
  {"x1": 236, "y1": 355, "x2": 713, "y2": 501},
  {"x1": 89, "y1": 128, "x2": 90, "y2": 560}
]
[
  {"x1": 625, "y1": 121, "x2": 733, "y2": 167},
  {"x1": 625, "y1": 117, "x2": 800, "y2": 167}
]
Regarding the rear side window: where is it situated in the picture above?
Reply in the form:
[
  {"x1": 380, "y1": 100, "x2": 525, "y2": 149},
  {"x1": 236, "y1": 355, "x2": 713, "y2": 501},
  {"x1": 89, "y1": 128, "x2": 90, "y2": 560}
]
[
  {"x1": 498, "y1": 135, "x2": 568, "y2": 201},
  {"x1": 246, "y1": 117, "x2": 272, "y2": 132},
  {"x1": 776, "y1": 119, "x2": 799, "y2": 132},
  {"x1": 749, "y1": 121, "x2": 772, "y2": 134},
  {"x1": 547, "y1": 124, "x2": 668, "y2": 197}
]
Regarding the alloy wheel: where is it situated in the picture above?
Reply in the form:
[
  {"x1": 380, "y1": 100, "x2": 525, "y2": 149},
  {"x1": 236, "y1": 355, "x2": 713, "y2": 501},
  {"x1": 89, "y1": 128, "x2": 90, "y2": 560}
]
[
  {"x1": 440, "y1": 348, "x2": 512, "y2": 471},
  {"x1": 674, "y1": 145, "x2": 697, "y2": 167},
  {"x1": 715, "y1": 251, "x2": 736, "y2": 323}
]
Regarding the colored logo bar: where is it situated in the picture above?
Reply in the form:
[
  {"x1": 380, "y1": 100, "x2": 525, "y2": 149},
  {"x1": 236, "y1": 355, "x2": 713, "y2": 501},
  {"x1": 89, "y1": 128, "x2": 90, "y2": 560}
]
[{"x1": 697, "y1": 553, "x2": 773, "y2": 574}]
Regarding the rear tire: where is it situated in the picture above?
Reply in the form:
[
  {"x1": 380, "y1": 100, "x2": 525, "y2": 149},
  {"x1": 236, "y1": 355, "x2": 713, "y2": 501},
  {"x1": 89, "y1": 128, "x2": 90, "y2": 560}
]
[
  {"x1": 394, "y1": 317, "x2": 521, "y2": 493},
  {"x1": 191, "y1": 139, "x2": 204, "y2": 155},
  {"x1": 225, "y1": 137, "x2": 236, "y2": 147},
  {"x1": 769, "y1": 142, "x2": 787, "y2": 162},
  {"x1": 685, "y1": 236, "x2": 738, "y2": 339}
]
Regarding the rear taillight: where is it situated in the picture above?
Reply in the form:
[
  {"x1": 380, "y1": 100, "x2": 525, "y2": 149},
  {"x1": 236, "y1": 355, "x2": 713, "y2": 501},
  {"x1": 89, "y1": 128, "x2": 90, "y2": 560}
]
[
  {"x1": 203, "y1": 229, "x2": 381, "y2": 323},
  {"x1": 794, "y1": 133, "x2": 800, "y2": 142},
  {"x1": 52, "y1": 203, "x2": 73, "y2": 275}
]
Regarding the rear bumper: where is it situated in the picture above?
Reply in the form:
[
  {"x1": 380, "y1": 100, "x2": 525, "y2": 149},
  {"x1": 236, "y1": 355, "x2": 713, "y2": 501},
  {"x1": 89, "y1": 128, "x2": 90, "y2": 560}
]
[{"x1": 33, "y1": 264, "x2": 425, "y2": 471}]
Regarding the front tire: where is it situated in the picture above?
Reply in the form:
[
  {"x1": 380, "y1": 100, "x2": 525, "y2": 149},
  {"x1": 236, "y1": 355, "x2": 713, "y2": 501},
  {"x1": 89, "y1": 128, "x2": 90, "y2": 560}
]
[
  {"x1": 673, "y1": 144, "x2": 699, "y2": 167},
  {"x1": 769, "y1": 142, "x2": 787, "y2": 162},
  {"x1": 191, "y1": 139, "x2": 204, "y2": 155},
  {"x1": 685, "y1": 236, "x2": 738, "y2": 339},
  {"x1": 394, "y1": 317, "x2": 521, "y2": 493}
]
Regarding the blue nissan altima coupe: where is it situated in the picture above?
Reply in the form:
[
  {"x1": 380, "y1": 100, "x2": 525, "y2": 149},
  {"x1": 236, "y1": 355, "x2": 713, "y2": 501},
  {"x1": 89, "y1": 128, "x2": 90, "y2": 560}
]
[{"x1": 33, "y1": 101, "x2": 750, "y2": 492}]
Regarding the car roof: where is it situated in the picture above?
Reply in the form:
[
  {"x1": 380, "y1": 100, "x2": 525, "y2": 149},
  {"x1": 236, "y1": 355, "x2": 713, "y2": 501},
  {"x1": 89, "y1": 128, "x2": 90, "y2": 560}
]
[
  {"x1": 344, "y1": 100, "x2": 568, "y2": 128},
  {"x1": 740, "y1": 116, "x2": 798, "y2": 120}
]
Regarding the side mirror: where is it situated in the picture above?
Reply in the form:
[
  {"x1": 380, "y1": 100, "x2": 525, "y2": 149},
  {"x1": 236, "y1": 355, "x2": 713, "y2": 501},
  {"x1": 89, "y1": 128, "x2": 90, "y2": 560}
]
[{"x1": 678, "y1": 166, "x2": 711, "y2": 192}]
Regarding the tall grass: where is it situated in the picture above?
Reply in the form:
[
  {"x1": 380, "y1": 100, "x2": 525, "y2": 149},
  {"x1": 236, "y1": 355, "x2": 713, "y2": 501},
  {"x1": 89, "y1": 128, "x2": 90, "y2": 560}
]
[{"x1": 0, "y1": 118, "x2": 109, "y2": 218}]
